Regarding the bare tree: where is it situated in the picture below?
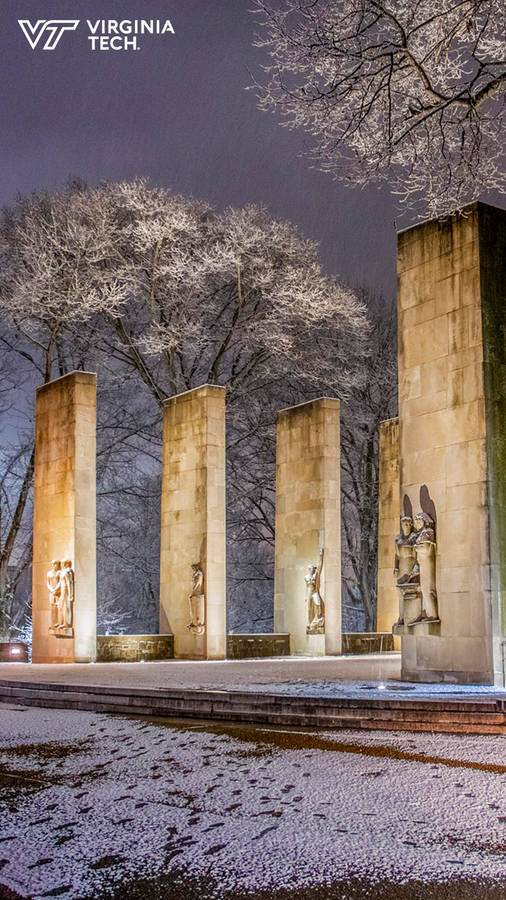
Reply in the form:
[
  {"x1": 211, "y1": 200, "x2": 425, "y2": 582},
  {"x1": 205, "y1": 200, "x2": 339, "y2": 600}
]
[
  {"x1": 91, "y1": 180, "x2": 367, "y2": 401},
  {"x1": 98, "y1": 182, "x2": 368, "y2": 625},
  {"x1": 254, "y1": 0, "x2": 506, "y2": 216},
  {"x1": 0, "y1": 185, "x2": 158, "y2": 631},
  {"x1": 0, "y1": 447, "x2": 33, "y2": 640},
  {"x1": 0, "y1": 180, "x2": 369, "y2": 633},
  {"x1": 0, "y1": 349, "x2": 34, "y2": 639},
  {"x1": 0, "y1": 180, "x2": 367, "y2": 399},
  {"x1": 0, "y1": 185, "x2": 126, "y2": 380},
  {"x1": 340, "y1": 292, "x2": 397, "y2": 630}
]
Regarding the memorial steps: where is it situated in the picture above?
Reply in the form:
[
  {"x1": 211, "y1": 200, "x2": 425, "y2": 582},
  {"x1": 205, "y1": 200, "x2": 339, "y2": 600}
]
[{"x1": 0, "y1": 678, "x2": 504, "y2": 735}]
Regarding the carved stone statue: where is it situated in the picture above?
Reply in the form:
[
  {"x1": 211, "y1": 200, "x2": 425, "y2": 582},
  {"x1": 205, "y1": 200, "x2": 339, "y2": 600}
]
[
  {"x1": 188, "y1": 563, "x2": 205, "y2": 635},
  {"x1": 305, "y1": 548, "x2": 325, "y2": 635},
  {"x1": 47, "y1": 558, "x2": 74, "y2": 637},
  {"x1": 410, "y1": 512, "x2": 439, "y2": 624},
  {"x1": 47, "y1": 560, "x2": 61, "y2": 632},
  {"x1": 392, "y1": 508, "x2": 439, "y2": 633},
  {"x1": 60, "y1": 559, "x2": 75, "y2": 629},
  {"x1": 393, "y1": 516, "x2": 418, "y2": 628}
]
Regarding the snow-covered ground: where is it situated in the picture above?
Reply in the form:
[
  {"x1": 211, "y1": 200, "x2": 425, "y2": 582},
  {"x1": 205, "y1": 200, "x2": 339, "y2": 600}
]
[{"x1": 0, "y1": 705, "x2": 504, "y2": 899}]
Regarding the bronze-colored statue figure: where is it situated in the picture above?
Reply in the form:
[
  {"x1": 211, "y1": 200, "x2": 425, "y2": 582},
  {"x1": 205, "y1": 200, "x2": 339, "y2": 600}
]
[
  {"x1": 188, "y1": 563, "x2": 205, "y2": 635},
  {"x1": 305, "y1": 548, "x2": 325, "y2": 635}
]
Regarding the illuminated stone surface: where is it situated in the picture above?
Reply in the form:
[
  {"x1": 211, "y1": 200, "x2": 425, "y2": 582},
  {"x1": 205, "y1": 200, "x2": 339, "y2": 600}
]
[
  {"x1": 159, "y1": 385, "x2": 226, "y2": 659},
  {"x1": 274, "y1": 397, "x2": 341, "y2": 655},
  {"x1": 32, "y1": 372, "x2": 97, "y2": 664},
  {"x1": 226, "y1": 633, "x2": 290, "y2": 659},
  {"x1": 341, "y1": 633, "x2": 394, "y2": 655},
  {"x1": 96, "y1": 634, "x2": 174, "y2": 662},
  {"x1": 376, "y1": 417, "x2": 401, "y2": 648},
  {"x1": 397, "y1": 203, "x2": 506, "y2": 685}
]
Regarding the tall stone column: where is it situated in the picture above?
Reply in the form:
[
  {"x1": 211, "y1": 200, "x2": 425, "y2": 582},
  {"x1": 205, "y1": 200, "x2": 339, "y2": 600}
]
[
  {"x1": 32, "y1": 372, "x2": 97, "y2": 664},
  {"x1": 376, "y1": 417, "x2": 401, "y2": 648},
  {"x1": 160, "y1": 385, "x2": 226, "y2": 660},
  {"x1": 274, "y1": 398, "x2": 341, "y2": 656},
  {"x1": 397, "y1": 202, "x2": 506, "y2": 684}
]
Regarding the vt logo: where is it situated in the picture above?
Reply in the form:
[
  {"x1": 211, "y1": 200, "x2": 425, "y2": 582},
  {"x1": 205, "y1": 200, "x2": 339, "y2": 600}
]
[{"x1": 18, "y1": 19, "x2": 79, "y2": 50}]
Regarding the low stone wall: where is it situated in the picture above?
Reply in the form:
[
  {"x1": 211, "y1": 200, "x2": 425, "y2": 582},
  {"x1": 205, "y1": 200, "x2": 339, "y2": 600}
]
[
  {"x1": 342, "y1": 633, "x2": 395, "y2": 655},
  {"x1": 96, "y1": 634, "x2": 174, "y2": 663},
  {"x1": 95, "y1": 633, "x2": 393, "y2": 661},
  {"x1": 227, "y1": 634, "x2": 290, "y2": 660}
]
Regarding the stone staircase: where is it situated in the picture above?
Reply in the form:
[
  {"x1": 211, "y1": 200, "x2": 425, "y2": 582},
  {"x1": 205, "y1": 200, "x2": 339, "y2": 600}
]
[{"x1": 0, "y1": 678, "x2": 504, "y2": 734}]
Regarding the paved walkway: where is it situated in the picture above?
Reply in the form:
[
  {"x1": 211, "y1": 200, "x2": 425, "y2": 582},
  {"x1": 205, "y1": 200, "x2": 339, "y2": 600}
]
[{"x1": 0, "y1": 653, "x2": 401, "y2": 691}]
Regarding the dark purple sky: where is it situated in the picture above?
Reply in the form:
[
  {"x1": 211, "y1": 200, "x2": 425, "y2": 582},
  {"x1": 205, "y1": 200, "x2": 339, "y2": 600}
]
[{"x1": 2, "y1": 0, "x2": 400, "y2": 296}]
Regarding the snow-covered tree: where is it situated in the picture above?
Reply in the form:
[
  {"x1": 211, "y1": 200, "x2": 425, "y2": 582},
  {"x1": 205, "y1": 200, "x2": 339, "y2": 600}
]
[
  {"x1": 103, "y1": 181, "x2": 368, "y2": 626},
  {"x1": 340, "y1": 293, "x2": 397, "y2": 631},
  {"x1": 87, "y1": 179, "x2": 366, "y2": 401},
  {"x1": 254, "y1": 0, "x2": 506, "y2": 216},
  {"x1": 0, "y1": 180, "x2": 369, "y2": 632},
  {"x1": 0, "y1": 184, "x2": 126, "y2": 382},
  {"x1": 1, "y1": 179, "x2": 366, "y2": 400}
]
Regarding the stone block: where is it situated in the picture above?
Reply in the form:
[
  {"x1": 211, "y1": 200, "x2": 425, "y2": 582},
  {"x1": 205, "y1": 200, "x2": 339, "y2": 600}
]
[
  {"x1": 159, "y1": 385, "x2": 226, "y2": 659},
  {"x1": 376, "y1": 418, "x2": 400, "y2": 646},
  {"x1": 402, "y1": 316, "x2": 449, "y2": 368},
  {"x1": 397, "y1": 203, "x2": 506, "y2": 685},
  {"x1": 32, "y1": 372, "x2": 97, "y2": 664},
  {"x1": 226, "y1": 634, "x2": 290, "y2": 659},
  {"x1": 341, "y1": 633, "x2": 395, "y2": 654},
  {"x1": 96, "y1": 634, "x2": 174, "y2": 662},
  {"x1": 274, "y1": 397, "x2": 341, "y2": 655}
]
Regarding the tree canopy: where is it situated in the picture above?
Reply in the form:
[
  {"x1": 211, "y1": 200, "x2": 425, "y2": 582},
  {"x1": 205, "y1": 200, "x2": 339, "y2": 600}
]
[
  {"x1": 254, "y1": 0, "x2": 506, "y2": 216},
  {"x1": 0, "y1": 179, "x2": 370, "y2": 635}
]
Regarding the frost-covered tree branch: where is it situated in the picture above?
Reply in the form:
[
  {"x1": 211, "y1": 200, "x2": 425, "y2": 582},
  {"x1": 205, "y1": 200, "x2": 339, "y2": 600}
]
[
  {"x1": 340, "y1": 292, "x2": 398, "y2": 629},
  {"x1": 253, "y1": 0, "x2": 506, "y2": 215},
  {"x1": 0, "y1": 179, "x2": 370, "y2": 633}
]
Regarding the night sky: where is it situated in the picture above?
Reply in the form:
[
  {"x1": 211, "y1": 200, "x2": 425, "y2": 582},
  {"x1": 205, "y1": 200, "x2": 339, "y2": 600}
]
[{"x1": 0, "y1": 0, "x2": 402, "y2": 297}]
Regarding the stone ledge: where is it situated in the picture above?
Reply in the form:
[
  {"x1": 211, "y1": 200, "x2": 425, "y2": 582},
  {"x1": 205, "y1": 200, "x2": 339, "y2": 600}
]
[
  {"x1": 227, "y1": 634, "x2": 290, "y2": 659},
  {"x1": 36, "y1": 371, "x2": 97, "y2": 394},
  {"x1": 0, "y1": 679, "x2": 504, "y2": 735},
  {"x1": 393, "y1": 621, "x2": 441, "y2": 637},
  {"x1": 342, "y1": 633, "x2": 395, "y2": 654},
  {"x1": 96, "y1": 634, "x2": 174, "y2": 663}
]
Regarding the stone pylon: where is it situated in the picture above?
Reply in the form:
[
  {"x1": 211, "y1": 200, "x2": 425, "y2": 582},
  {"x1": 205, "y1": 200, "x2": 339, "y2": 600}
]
[
  {"x1": 376, "y1": 417, "x2": 401, "y2": 649},
  {"x1": 32, "y1": 372, "x2": 97, "y2": 664},
  {"x1": 274, "y1": 398, "x2": 341, "y2": 656},
  {"x1": 397, "y1": 202, "x2": 506, "y2": 684},
  {"x1": 159, "y1": 385, "x2": 226, "y2": 659}
]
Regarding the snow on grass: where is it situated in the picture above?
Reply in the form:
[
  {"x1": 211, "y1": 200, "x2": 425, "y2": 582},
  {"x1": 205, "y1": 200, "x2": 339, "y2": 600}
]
[{"x1": 0, "y1": 706, "x2": 504, "y2": 899}]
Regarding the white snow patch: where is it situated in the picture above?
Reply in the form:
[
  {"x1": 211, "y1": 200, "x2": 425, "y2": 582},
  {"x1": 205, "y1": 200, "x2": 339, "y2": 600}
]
[{"x1": 0, "y1": 706, "x2": 504, "y2": 899}]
